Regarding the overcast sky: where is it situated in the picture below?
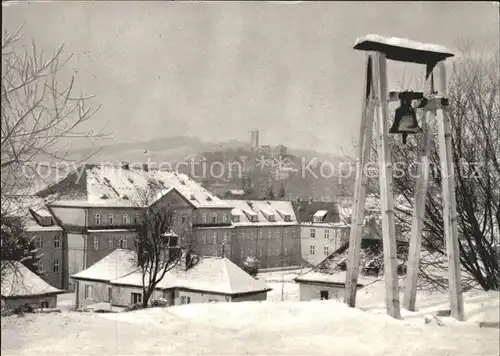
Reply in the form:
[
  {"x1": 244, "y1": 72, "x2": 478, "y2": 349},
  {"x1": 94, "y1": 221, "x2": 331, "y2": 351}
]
[{"x1": 3, "y1": 1, "x2": 499, "y2": 155}]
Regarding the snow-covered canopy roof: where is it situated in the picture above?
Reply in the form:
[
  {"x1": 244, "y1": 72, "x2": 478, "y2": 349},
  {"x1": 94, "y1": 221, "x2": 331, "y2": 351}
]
[{"x1": 1, "y1": 261, "x2": 64, "y2": 297}]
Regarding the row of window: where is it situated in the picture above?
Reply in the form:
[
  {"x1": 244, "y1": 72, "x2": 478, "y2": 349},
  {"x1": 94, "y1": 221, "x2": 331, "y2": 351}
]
[
  {"x1": 93, "y1": 236, "x2": 128, "y2": 251},
  {"x1": 240, "y1": 247, "x2": 297, "y2": 259},
  {"x1": 201, "y1": 212, "x2": 229, "y2": 224},
  {"x1": 39, "y1": 259, "x2": 60, "y2": 273},
  {"x1": 38, "y1": 235, "x2": 61, "y2": 249},
  {"x1": 94, "y1": 213, "x2": 136, "y2": 225},
  {"x1": 309, "y1": 229, "x2": 341, "y2": 239},
  {"x1": 308, "y1": 245, "x2": 333, "y2": 255}
]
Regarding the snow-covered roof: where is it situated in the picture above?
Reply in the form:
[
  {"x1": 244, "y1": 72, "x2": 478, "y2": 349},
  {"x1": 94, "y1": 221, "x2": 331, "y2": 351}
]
[
  {"x1": 71, "y1": 249, "x2": 137, "y2": 282},
  {"x1": 229, "y1": 189, "x2": 245, "y2": 196},
  {"x1": 112, "y1": 256, "x2": 270, "y2": 295},
  {"x1": 294, "y1": 270, "x2": 378, "y2": 286},
  {"x1": 38, "y1": 164, "x2": 232, "y2": 209},
  {"x1": 225, "y1": 200, "x2": 298, "y2": 226},
  {"x1": 1, "y1": 261, "x2": 64, "y2": 297}
]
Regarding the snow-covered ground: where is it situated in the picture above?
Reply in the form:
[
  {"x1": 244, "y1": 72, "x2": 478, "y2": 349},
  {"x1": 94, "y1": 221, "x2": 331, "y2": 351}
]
[{"x1": 2, "y1": 277, "x2": 499, "y2": 356}]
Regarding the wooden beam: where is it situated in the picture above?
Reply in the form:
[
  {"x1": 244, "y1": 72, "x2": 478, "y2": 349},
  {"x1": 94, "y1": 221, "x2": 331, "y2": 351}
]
[
  {"x1": 404, "y1": 103, "x2": 434, "y2": 311},
  {"x1": 344, "y1": 54, "x2": 376, "y2": 307},
  {"x1": 436, "y1": 62, "x2": 465, "y2": 321},
  {"x1": 373, "y1": 52, "x2": 401, "y2": 319}
]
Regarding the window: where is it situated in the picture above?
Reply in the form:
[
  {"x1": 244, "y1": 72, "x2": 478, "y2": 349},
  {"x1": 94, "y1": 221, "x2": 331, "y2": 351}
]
[
  {"x1": 320, "y1": 290, "x2": 329, "y2": 300},
  {"x1": 94, "y1": 213, "x2": 101, "y2": 225},
  {"x1": 108, "y1": 213, "x2": 114, "y2": 224},
  {"x1": 108, "y1": 237, "x2": 113, "y2": 249},
  {"x1": 84, "y1": 285, "x2": 93, "y2": 299},
  {"x1": 131, "y1": 292, "x2": 142, "y2": 305},
  {"x1": 276, "y1": 248, "x2": 280, "y2": 256},
  {"x1": 52, "y1": 260, "x2": 60, "y2": 273},
  {"x1": 212, "y1": 232, "x2": 217, "y2": 244},
  {"x1": 284, "y1": 247, "x2": 288, "y2": 255},
  {"x1": 181, "y1": 215, "x2": 187, "y2": 223},
  {"x1": 223, "y1": 231, "x2": 228, "y2": 243},
  {"x1": 201, "y1": 232, "x2": 207, "y2": 244},
  {"x1": 240, "y1": 249, "x2": 245, "y2": 258},
  {"x1": 181, "y1": 296, "x2": 191, "y2": 305},
  {"x1": 93, "y1": 236, "x2": 99, "y2": 251},
  {"x1": 241, "y1": 231, "x2": 245, "y2": 239},
  {"x1": 119, "y1": 237, "x2": 127, "y2": 249},
  {"x1": 203, "y1": 213, "x2": 208, "y2": 223},
  {"x1": 39, "y1": 236, "x2": 44, "y2": 249},
  {"x1": 324, "y1": 230, "x2": 329, "y2": 239},
  {"x1": 222, "y1": 213, "x2": 227, "y2": 223},
  {"x1": 122, "y1": 214, "x2": 129, "y2": 224},
  {"x1": 310, "y1": 229, "x2": 316, "y2": 238},
  {"x1": 268, "y1": 230, "x2": 272, "y2": 239},
  {"x1": 259, "y1": 230, "x2": 263, "y2": 239},
  {"x1": 324, "y1": 246, "x2": 329, "y2": 255},
  {"x1": 135, "y1": 213, "x2": 141, "y2": 223},
  {"x1": 41, "y1": 301, "x2": 49, "y2": 309},
  {"x1": 276, "y1": 230, "x2": 281, "y2": 239},
  {"x1": 212, "y1": 213, "x2": 217, "y2": 223},
  {"x1": 267, "y1": 248, "x2": 271, "y2": 256},
  {"x1": 310, "y1": 246, "x2": 315, "y2": 255},
  {"x1": 53, "y1": 235, "x2": 60, "y2": 248},
  {"x1": 284, "y1": 229, "x2": 288, "y2": 238}
]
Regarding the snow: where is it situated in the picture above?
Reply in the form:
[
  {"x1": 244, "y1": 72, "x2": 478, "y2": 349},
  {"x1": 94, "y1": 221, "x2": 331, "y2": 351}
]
[
  {"x1": 1, "y1": 261, "x2": 63, "y2": 297},
  {"x1": 354, "y1": 34, "x2": 454, "y2": 56},
  {"x1": 227, "y1": 200, "x2": 298, "y2": 226},
  {"x1": 71, "y1": 249, "x2": 137, "y2": 282},
  {"x1": 2, "y1": 286, "x2": 498, "y2": 355}
]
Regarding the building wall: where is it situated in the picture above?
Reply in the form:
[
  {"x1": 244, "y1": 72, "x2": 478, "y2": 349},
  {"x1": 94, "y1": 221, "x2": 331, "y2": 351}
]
[
  {"x1": 67, "y1": 233, "x2": 86, "y2": 291},
  {"x1": 298, "y1": 282, "x2": 349, "y2": 301},
  {"x1": 87, "y1": 207, "x2": 141, "y2": 229},
  {"x1": 85, "y1": 231, "x2": 139, "y2": 267},
  {"x1": 2, "y1": 295, "x2": 58, "y2": 310},
  {"x1": 32, "y1": 230, "x2": 64, "y2": 289},
  {"x1": 300, "y1": 224, "x2": 348, "y2": 266},
  {"x1": 230, "y1": 225, "x2": 301, "y2": 268},
  {"x1": 173, "y1": 288, "x2": 230, "y2": 304},
  {"x1": 49, "y1": 206, "x2": 86, "y2": 227},
  {"x1": 231, "y1": 291, "x2": 268, "y2": 302},
  {"x1": 111, "y1": 285, "x2": 165, "y2": 307},
  {"x1": 75, "y1": 279, "x2": 111, "y2": 309},
  {"x1": 193, "y1": 208, "x2": 233, "y2": 226},
  {"x1": 194, "y1": 227, "x2": 233, "y2": 257}
]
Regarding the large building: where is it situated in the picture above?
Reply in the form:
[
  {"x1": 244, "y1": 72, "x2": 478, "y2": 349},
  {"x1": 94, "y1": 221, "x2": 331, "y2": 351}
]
[
  {"x1": 293, "y1": 200, "x2": 349, "y2": 267},
  {"x1": 36, "y1": 163, "x2": 233, "y2": 291},
  {"x1": 32, "y1": 163, "x2": 302, "y2": 290},
  {"x1": 220, "y1": 200, "x2": 302, "y2": 268}
]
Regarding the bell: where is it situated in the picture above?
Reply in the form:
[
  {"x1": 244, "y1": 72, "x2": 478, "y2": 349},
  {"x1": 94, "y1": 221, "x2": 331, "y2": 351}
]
[{"x1": 389, "y1": 91, "x2": 422, "y2": 144}]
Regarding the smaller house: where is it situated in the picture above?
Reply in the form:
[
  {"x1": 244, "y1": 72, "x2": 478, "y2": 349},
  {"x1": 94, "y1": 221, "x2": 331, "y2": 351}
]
[
  {"x1": 71, "y1": 249, "x2": 271, "y2": 309},
  {"x1": 1, "y1": 261, "x2": 64, "y2": 311}
]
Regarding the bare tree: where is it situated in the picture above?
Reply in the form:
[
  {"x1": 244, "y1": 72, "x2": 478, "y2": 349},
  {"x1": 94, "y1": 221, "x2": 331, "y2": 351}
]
[
  {"x1": 1, "y1": 28, "x2": 110, "y2": 272},
  {"x1": 1, "y1": 27, "x2": 110, "y2": 202},
  {"x1": 133, "y1": 185, "x2": 196, "y2": 308},
  {"x1": 343, "y1": 40, "x2": 499, "y2": 291}
]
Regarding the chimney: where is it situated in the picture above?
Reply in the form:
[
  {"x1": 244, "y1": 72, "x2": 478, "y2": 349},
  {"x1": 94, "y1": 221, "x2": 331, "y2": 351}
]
[
  {"x1": 142, "y1": 163, "x2": 149, "y2": 172},
  {"x1": 122, "y1": 161, "x2": 130, "y2": 170}
]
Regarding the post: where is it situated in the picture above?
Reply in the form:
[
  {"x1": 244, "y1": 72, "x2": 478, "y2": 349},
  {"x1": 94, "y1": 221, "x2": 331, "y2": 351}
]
[
  {"x1": 344, "y1": 54, "x2": 376, "y2": 307},
  {"x1": 436, "y1": 61, "x2": 464, "y2": 321},
  {"x1": 404, "y1": 77, "x2": 436, "y2": 311},
  {"x1": 373, "y1": 51, "x2": 401, "y2": 319}
]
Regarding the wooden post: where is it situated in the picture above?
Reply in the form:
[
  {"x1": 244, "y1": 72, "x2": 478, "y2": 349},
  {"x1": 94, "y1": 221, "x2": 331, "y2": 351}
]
[
  {"x1": 436, "y1": 61, "x2": 465, "y2": 321},
  {"x1": 373, "y1": 52, "x2": 401, "y2": 319},
  {"x1": 344, "y1": 55, "x2": 375, "y2": 307},
  {"x1": 403, "y1": 78, "x2": 435, "y2": 311}
]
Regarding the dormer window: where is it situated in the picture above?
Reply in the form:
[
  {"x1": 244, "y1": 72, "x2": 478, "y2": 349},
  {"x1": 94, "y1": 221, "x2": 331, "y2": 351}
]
[
  {"x1": 122, "y1": 214, "x2": 129, "y2": 224},
  {"x1": 95, "y1": 213, "x2": 101, "y2": 225},
  {"x1": 232, "y1": 214, "x2": 240, "y2": 223},
  {"x1": 203, "y1": 213, "x2": 208, "y2": 223},
  {"x1": 222, "y1": 213, "x2": 227, "y2": 223},
  {"x1": 212, "y1": 213, "x2": 217, "y2": 223},
  {"x1": 313, "y1": 210, "x2": 328, "y2": 223},
  {"x1": 108, "y1": 213, "x2": 114, "y2": 224}
]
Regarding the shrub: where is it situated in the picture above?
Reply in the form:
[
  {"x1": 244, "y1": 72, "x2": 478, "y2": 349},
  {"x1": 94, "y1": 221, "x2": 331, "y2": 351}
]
[{"x1": 243, "y1": 256, "x2": 259, "y2": 277}]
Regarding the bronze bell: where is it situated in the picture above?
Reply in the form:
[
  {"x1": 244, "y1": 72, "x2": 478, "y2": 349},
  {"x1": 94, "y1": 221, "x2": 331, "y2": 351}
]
[{"x1": 389, "y1": 91, "x2": 423, "y2": 144}]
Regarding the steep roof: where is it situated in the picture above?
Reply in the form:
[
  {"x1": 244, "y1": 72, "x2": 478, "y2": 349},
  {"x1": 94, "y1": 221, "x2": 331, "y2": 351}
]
[
  {"x1": 71, "y1": 249, "x2": 137, "y2": 282},
  {"x1": 37, "y1": 164, "x2": 231, "y2": 209},
  {"x1": 112, "y1": 256, "x2": 270, "y2": 295},
  {"x1": 224, "y1": 200, "x2": 298, "y2": 226},
  {"x1": 1, "y1": 261, "x2": 63, "y2": 297},
  {"x1": 292, "y1": 201, "x2": 341, "y2": 224},
  {"x1": 1, "y1": 196, "x2": 61, "y2": 232}
]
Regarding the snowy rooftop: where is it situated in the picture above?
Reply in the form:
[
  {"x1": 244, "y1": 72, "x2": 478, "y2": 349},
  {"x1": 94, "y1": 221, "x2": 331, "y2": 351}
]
[
  {"x1": 294, "y1": 270, "x2": 378, "y2": 286},
  {"x1": 1, "y1": 261, "x2": 64, "y2": 297},
  {"x1": 112, "y1": 256, "x2": 270, "y2": 295},
  {"x1": 224, "y1": 200, "x2": 298, "y2": 226},
  {"x1": 71, "y1": 249, "x2": 137, "y2": 282},
  {"x1": 38, "y1": 164, "x2": 231, "y2": 209},
  {"x1": 73, "y1": 249, "x2": 270, "y2": 295}
]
